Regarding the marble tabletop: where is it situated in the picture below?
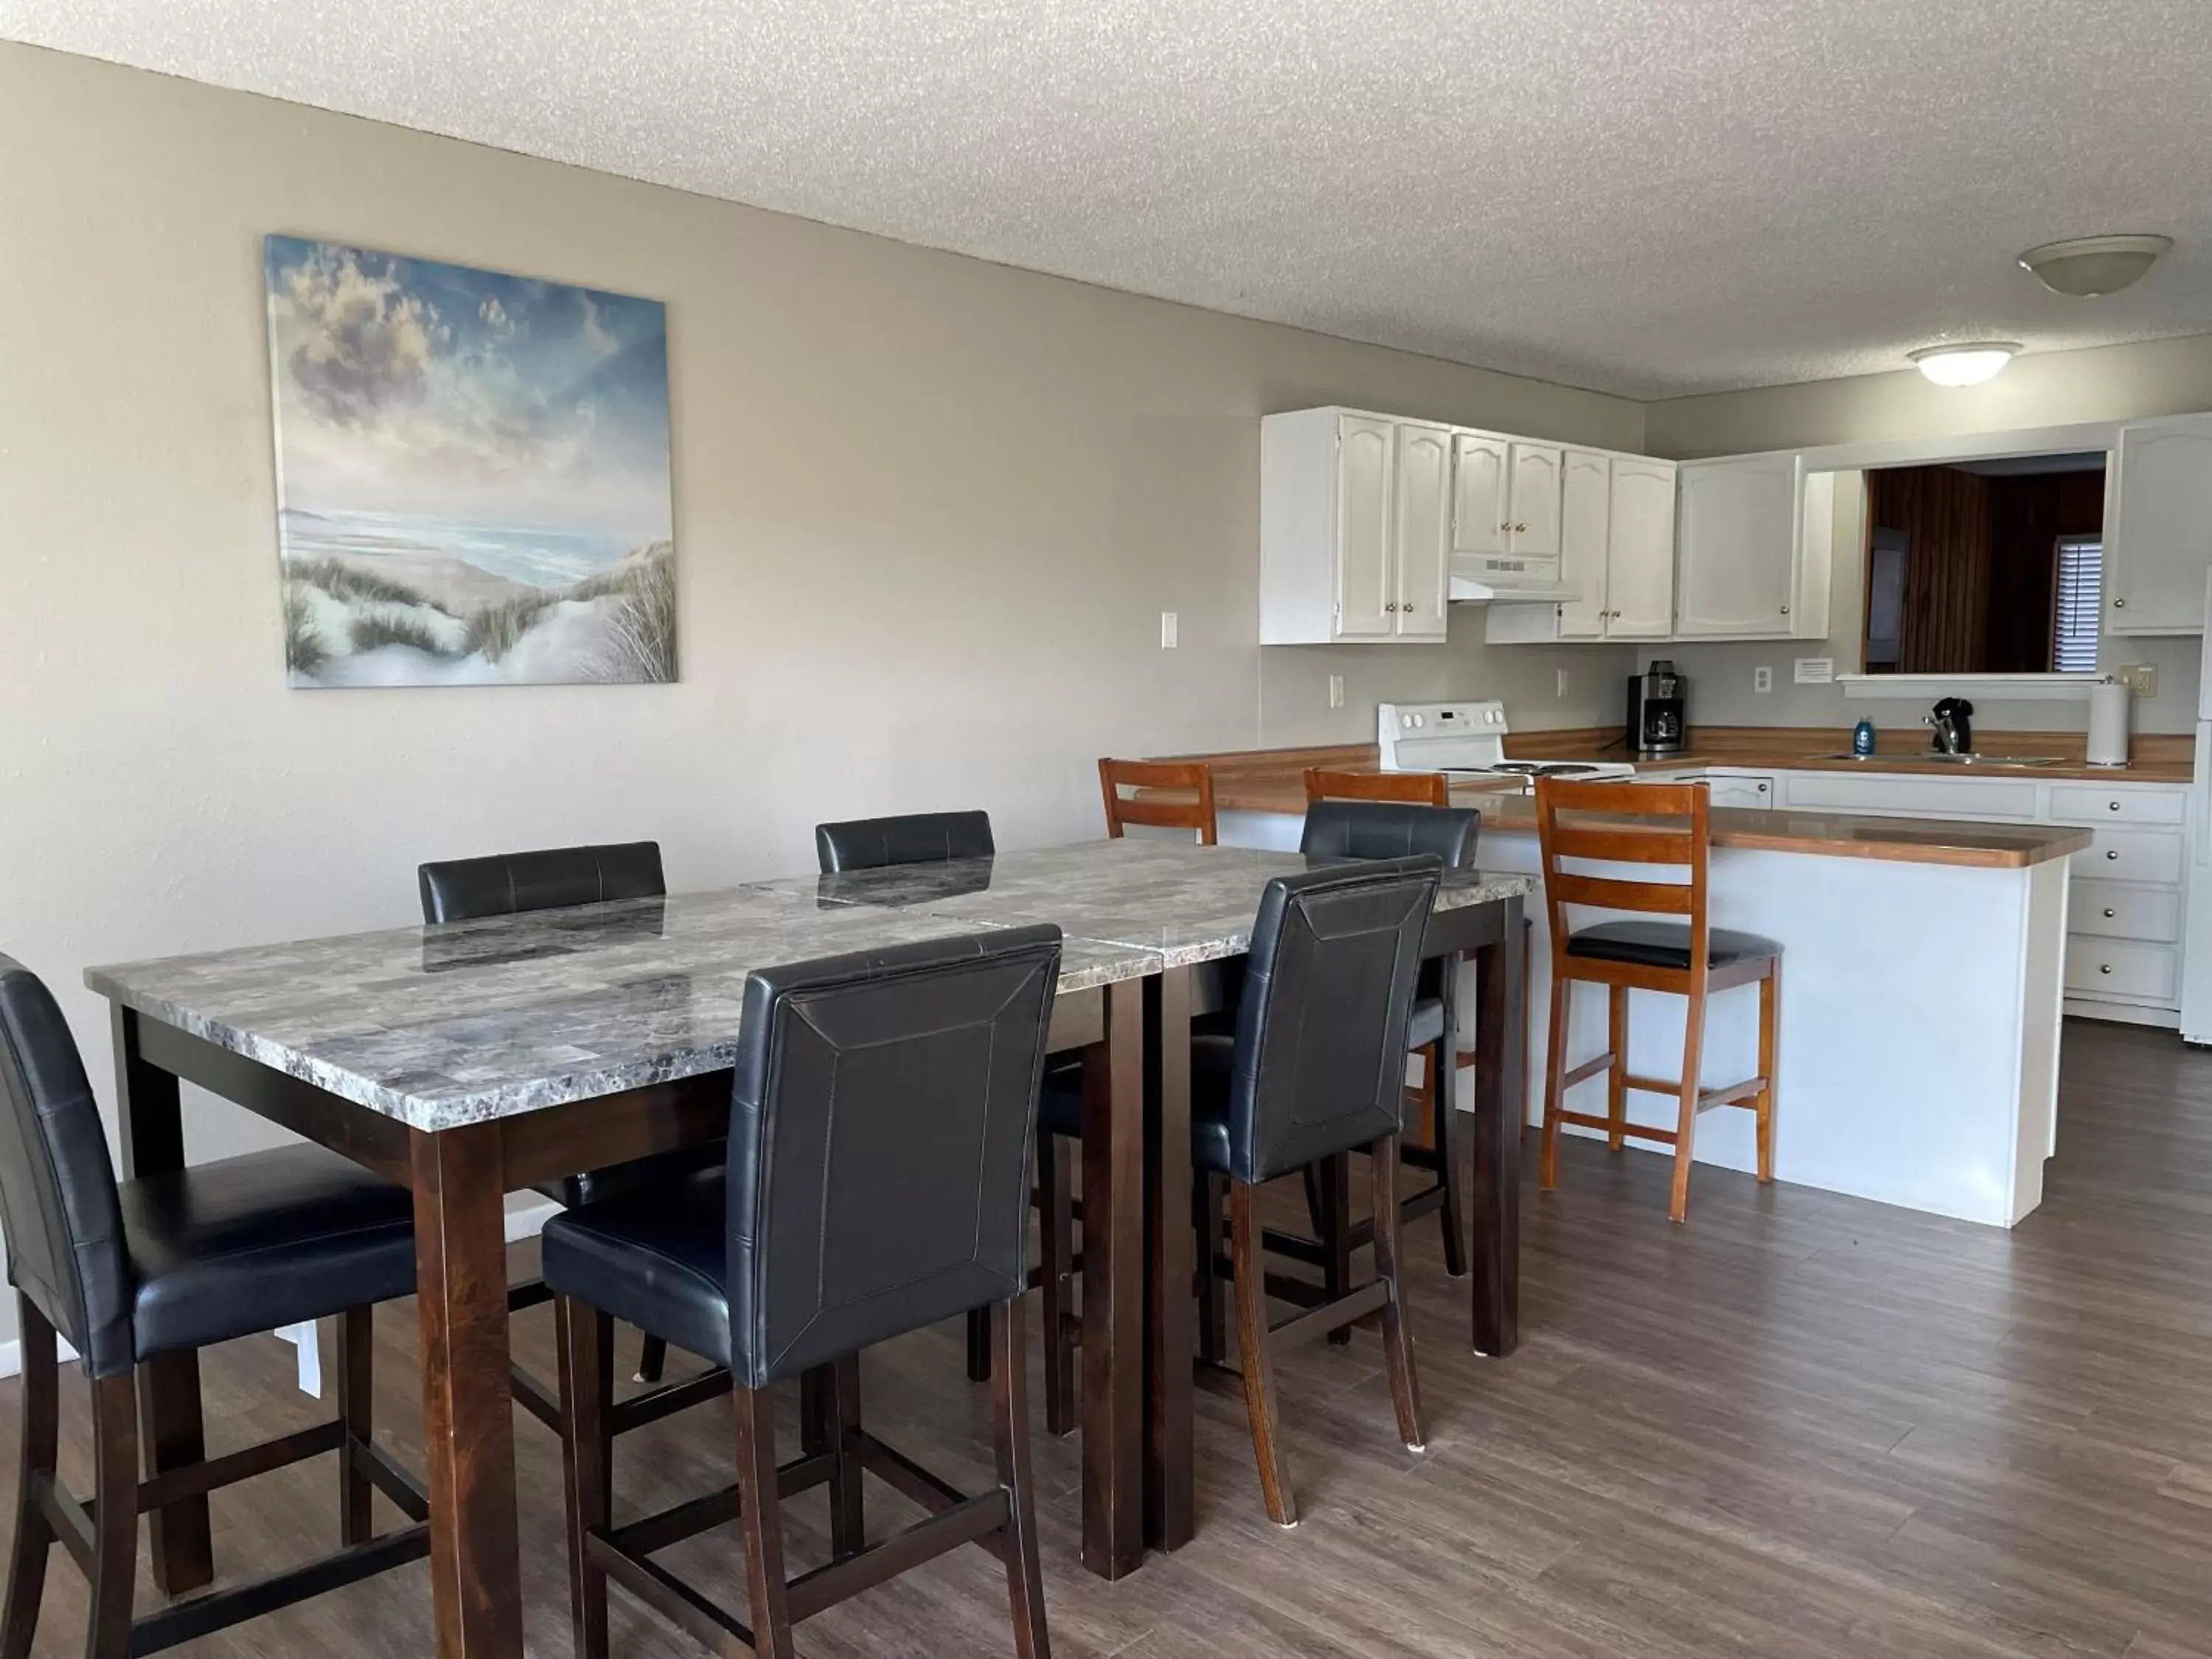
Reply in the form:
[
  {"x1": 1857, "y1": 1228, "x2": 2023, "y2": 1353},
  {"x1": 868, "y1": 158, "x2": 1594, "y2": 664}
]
[{"x1": 87, "y1": 841, "x2": 1531, "y2": 1133}]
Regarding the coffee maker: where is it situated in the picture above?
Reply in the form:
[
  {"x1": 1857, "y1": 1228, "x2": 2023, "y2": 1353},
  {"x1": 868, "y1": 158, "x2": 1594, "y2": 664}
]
[{"x1": 1627, "y1": 660, "x2": 1687, "y2": 757}]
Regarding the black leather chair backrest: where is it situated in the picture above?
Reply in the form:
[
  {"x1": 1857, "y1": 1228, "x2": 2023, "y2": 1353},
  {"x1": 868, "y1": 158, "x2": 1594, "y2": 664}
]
[
  {"x1": 1301, "y1": 801, "x2": 1481, "y2": 868},
  {"x1": 417, "y1": 841, "x2": 665, "y2": 924},
  {"x1": 1224, "y1": 860, "x2": 1440, "y2": 1185},
  {"x1": 725, "y1": 925, "x2": 1062, "y2": 1388},
  {"x1": 0, "y1": 957, "x2": 133, "y2": 1378},
  {"x1": 814, "y1": 811, "x2": 995, "y2": 874}
]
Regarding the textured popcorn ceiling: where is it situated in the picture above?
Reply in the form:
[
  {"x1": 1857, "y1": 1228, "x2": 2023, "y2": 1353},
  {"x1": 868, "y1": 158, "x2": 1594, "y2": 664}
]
[{"x1": 7, "y1": 0, "x2": 2211, "y2": 397}]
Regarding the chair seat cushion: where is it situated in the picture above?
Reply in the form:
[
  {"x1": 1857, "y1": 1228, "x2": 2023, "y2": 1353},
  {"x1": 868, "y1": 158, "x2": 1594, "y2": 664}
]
[
  {"x1": 1565, "y1": 919, "x2": 1781, "y2": 972},
  {"x1": 540, "y1": 1169, "x2": 733, "y2": 1370},
  {"x1": 534, "y1": 1144, "x2": 726, "y2": 1211},
  {"x1": 1405, "y1": 995, "x2": 1444, "y2": 1053},
  {"x1": 121, "y1": 1145, "x2": 417, "y2": 1363}
]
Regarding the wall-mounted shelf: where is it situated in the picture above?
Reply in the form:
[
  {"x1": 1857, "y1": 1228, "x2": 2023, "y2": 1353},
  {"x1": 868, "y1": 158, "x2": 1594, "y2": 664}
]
[{"x1": 1837, "y1": 672, "x2": 2100, "y2": 702}]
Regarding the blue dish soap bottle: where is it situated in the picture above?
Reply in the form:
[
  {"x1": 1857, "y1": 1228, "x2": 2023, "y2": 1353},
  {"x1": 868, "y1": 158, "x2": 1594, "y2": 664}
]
[{"x1": 1851, "y1": 717, "x2": 1877, "y2": 758}]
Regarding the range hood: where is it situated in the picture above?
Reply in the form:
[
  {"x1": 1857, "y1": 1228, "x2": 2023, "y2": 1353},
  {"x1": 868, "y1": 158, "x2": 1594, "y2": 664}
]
[{"x1": 1446, "y1": 558, "x2": 1582, "y2": 605}]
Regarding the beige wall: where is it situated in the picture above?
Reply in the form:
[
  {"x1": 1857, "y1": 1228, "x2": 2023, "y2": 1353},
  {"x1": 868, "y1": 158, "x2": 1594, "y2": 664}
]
[
  {"x1": 0, "y1": 36, "x2": 1641, "y2": 1325},
  {"x1": 1644, "y1": 342, "x2": 2212, "y2": 735}
]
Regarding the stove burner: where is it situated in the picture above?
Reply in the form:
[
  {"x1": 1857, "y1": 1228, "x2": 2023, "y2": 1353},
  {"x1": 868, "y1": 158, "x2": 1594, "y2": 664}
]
[{"x1": 1487, "y1": 761, "x2": 1605, "y2": 778}]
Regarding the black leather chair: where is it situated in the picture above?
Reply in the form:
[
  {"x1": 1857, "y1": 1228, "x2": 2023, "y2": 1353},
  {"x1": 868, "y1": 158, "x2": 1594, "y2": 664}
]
[
  {"x1": 543, "y1": 928, "x2": 1062, "y2": 1659},
  {"x1": 0, "y1": 956, "x2": 429, "y2": 1658},
  {"x1": 810, "y1": 811, "x2": 1080, "y2": 1432},
  {"x1": 416, "y1": 841, "x2": 721, "y2": 1411},
  {"x1": 1190, "y1": 860, "x2": 1439, "y2": 1526},
  {"x1": 1289, "y1": 801, "x2": 1481, "y2": 1300},
  {"x1": 815, "y1": 810, "x2": 995, "y2": 872}
]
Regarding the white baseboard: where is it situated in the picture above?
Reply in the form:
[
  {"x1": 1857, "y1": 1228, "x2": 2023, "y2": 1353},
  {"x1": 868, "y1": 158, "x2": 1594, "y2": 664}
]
[{"x1": 0, "y1": 1197, "x2": 568, "y2": 1382}]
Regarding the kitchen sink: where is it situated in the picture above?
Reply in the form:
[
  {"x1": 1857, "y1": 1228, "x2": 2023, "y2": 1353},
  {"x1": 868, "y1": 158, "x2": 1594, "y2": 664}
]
[{"x1": 1811, "y1": 752, "x2": 2066, "y2": 767}]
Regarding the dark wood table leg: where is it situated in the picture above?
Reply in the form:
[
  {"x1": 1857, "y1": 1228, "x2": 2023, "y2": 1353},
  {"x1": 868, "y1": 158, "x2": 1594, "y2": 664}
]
[
  {"x1": 1144, "y1": 964, "x2": 1194, "y2": 1553},
  {"x1": 411, "y1": 1121, "x2": 525, "y2": 1658},
  {"x1": 1080, "y1": 978, "x2": 1146, "y2": 1579},
  {"x1": 110, "y1": 1006, "x2": 213, "y2": 1596},
  {"x1": 1470, "y1": 897, "x2": 1526, "y2": 1357}
]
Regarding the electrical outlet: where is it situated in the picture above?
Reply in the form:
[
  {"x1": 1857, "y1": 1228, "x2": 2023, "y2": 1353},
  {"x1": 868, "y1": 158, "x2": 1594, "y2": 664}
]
[
  {"x1": 1159, "y1": 611, "x2": 1178, "y2": 649},
  {"x1": 1557, "y1": 667, "x2": 1570, "y2": 698},
  {"x1": 2118, "y1": 663, "x2": 2158, "y2": 699},
  {"x1": 1753, "y1": 665, "x2": 1773, "y2": 695},
  {"x1": 1328, "y1": 673, "x2": 1344, "y2": 709}
]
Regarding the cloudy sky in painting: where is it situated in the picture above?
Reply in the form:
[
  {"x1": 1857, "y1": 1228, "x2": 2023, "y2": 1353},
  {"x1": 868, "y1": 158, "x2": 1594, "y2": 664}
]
[{"x1": 264, "y1": 236, "x2": 672, "y2": 538}]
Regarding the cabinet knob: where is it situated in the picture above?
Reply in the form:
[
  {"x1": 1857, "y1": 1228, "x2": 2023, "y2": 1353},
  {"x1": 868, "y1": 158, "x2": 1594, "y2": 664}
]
[
  {"x1": 2104, "y1": 907, "x2": 2118, "y2": 918},
  {"x1": 2107, "y1": 849, "x2": 2121, "y2": 860},
  {"x1": 1516, "y1": 522, "x2": 1528, "y2": 533},
  {"x1": 1499, "y1": 522, "x2": 1513, "y2": 532},
  {"x1": 2101, "y1": 963, "x2": 2114, "y2": 975},
  {"x1": 2109, "y1": 801, "x2": 2121, "y2": 811},
  {"x1": 1780, "y1": 605, "x2": 1790, "y2": 614},
  {"x1": 2115, "y1": 597, "x2": 2126, "y2": 608},
  {"x1": 1758, "y1": 783, "x2": 1768, "y2": 793}
]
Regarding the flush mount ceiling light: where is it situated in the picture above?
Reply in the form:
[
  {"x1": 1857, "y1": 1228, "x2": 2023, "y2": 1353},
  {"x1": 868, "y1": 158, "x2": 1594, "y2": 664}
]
[
  {"x1": 1908, "y1": 342, "x2": 2020, "y2": 386},
  {"x1": 2017, "y1": 234, "x2": 2173, "y2": 297}
]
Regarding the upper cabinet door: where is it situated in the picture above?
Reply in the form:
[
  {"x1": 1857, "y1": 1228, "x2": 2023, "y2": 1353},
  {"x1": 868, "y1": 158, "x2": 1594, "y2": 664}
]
[
  {"x1": 1506, "y1": 442, "x2": 1564, "y2": 560},
  {"x1": 1674, "y1": 453, "x2": 1801, "y2": 636},
  {"x1": 1606, "y1": 456, "x2": 1679, "y2": 638},
  {"x1": 1392, "y1": 423, "x2": 1452, "y2": 639},
  {"x1": 1334, "y1": 415, "x2": 1397, "y2": 639},
  {"x1": 1451, "y1": 434, "x2": 1510, "y2": 555},
  {"x1": 1554, "y1": 450, "x2": 1611, "y2": 639},
  {"x1": 2110, "y1": 417, "x2": 2212, "y2": 635}
]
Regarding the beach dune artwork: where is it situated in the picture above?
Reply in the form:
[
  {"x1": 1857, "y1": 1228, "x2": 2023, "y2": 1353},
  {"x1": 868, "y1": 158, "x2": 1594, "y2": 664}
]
[{"x1": 265, "y1": 236, "x2": 676, "y2": 686}]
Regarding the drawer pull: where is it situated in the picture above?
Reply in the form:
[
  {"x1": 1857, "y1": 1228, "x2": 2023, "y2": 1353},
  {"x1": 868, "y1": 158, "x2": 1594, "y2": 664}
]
[
  {"x1": 2110, "y1": 801, "x2": 2122, "y2": 812},
  {"x1": 2104, "y1": 907, "x2": 2118, "y2": 918},
  {"x1": 2101, "y1": 964, "x2": 2114, "y2": 975},
  {"x1": 2107, "y1": 849, "x2": 2120, "y2": 860}
]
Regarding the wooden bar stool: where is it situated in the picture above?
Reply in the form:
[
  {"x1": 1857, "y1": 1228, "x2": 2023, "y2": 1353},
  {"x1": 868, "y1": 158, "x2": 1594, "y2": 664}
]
[
  {"x1": 1099, "y1": 757, "x2": 1217, "y2": 843},
  {"x1": 1302, "y1": 766, "x2": 1449, "y2": 808},
  {"x1": 1533, "y1": 778, "x2": 1780, "y2": 1223}
]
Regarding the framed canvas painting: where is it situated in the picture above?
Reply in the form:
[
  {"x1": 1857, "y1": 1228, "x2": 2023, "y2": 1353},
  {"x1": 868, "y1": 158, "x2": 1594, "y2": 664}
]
[{"x1": 264, "y1": 236, "x2": 676, "y2": 686}]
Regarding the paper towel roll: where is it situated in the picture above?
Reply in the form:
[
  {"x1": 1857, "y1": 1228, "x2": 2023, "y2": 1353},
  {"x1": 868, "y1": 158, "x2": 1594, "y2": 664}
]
[{"x1": 2087, "y1": 679, "x2": 2131, "y2": 768}]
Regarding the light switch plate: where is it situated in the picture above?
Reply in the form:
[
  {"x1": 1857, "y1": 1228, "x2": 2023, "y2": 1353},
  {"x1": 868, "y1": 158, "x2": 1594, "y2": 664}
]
[
  {"x1": 1160, "y1": 611, "x2": 1178, "y2": 649},
  {"x1": 1753, "y1": 666, "x2": 1773, "y2": 694},
  {"x1": 1794, "y1": 657, "x2": 1834, "y2": 684},
  {"x1": 1328, "y1": 673, "x2": 1344, "y2": 709},
  {"x1": 1557, "y1": 667, "x2": 1570, "y2": 698},
  {"x1": 2118, "y1": 663, "x2": 2158, "y2": 699}
]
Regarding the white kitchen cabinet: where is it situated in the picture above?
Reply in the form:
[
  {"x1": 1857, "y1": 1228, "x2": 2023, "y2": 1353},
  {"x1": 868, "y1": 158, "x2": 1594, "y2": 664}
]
[
  {"x1": 1607, "y1": 456, "x2": 1679, "y2": 638},
  {"x1": 1674, "y1": 454, "x2": 1803, "y2": 637},
  {"x1": 2108, "y1": 414, "x2": 2212, "y2": 634},
  {"x1": 1259, "y1": 408, "x2": 1449, "y2": 644},
  {"x1": 1393, "y1": 422, "x2": 1453, "y2": 639},
  {"x1": 1554, "y1": 449, "x2": 1612, "y2": 639},
  {"x1": 1705, "y1": 773, "x2": 1773, "y2": 808},
  {"x1": 1507, "y1": 442, "x2": 1563, "y2": 560},
  {"x1": 1451, "y1": 434, "x2": 1509, "y2": 557}
]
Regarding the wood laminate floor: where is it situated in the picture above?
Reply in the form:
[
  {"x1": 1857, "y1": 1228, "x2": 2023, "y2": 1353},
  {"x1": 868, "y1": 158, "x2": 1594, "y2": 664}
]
[{"x1": 4, "y1": 1018, "x2": 2210, "y2": 1657}]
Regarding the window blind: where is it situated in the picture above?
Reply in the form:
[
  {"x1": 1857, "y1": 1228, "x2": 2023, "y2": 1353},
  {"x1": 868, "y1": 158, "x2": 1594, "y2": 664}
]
[{"x1": 2053, "y1": 539, "x2": 2101, "y2": 673}]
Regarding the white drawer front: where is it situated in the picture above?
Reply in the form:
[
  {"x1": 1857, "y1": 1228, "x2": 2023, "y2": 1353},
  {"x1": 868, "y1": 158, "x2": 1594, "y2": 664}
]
[
  {"x1": 2065, "y1": 937, "x2": 2178, "y2": 1002},
  {"x1": 2072, "y1": 827, "x2": 2184, "y2": 886},
  {"x1": 2070, "y1": 880, "x2": 2183, "y2": 942},
  {"x1": 2048, "y1": 785, "x2": 2188, "y2": 827},
  {"x1": 1778, "y1": 771, "x2": 2039, "y2": 820}
]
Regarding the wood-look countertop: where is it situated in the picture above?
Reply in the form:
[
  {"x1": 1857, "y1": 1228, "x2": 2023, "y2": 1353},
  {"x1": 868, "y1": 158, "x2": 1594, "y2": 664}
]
[{"x1": 1162, "y1": 736, "x2": 2104, "y2": 869}]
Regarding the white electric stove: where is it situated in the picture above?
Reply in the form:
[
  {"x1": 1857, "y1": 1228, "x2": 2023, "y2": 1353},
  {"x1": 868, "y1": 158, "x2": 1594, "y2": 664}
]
[{"x1": 1376, "y1": 700, "x2": 1637, "y2": 789}]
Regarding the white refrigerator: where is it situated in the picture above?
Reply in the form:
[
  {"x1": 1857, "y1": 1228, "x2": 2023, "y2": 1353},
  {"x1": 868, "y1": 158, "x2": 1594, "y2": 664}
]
[{"x1": 2180, "y1": 566, "x2": 2212, "y2": 1043}]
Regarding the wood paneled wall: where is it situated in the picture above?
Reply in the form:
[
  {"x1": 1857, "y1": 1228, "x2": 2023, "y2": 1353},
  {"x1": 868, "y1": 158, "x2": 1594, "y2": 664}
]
[
  {"x1": 1870, "y1": 467, "x2": 1992, "y2": 673},
  {"x1": 1985, "y1": 470, "x2": 2106, "y2": 672}
]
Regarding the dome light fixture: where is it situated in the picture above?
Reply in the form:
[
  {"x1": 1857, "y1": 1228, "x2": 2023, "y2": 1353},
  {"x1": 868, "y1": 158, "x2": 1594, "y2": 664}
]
[
  {"x1": 2017, "y1": 234, "x2": 2172, "y2": 298},
  {"x1": 1909, "y1": 342, "x2": 2020, "y2": 387}
]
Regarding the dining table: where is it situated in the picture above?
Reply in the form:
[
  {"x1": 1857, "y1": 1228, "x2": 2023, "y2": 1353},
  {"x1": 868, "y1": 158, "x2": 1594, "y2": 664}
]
[{"x1": 85, "y1": 838, "x2": 1529, "y2": 1659}]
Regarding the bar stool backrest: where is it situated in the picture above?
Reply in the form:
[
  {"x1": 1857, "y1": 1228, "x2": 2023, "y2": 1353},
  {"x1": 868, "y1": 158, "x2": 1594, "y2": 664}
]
[
  {"x1": 417, "y1": 841, "x2": 666, "y2": 923},
  {"x1": 1224, "y1": 860, "x2": 1440, "y2": 1185},
  {"x1": 1532, "y1": 778, "x2": 1713, "y2": 984},
  {"x1": 1098, "y1": 758, "x2": 1218, "y2": 844},
  {"x1": 814, "y1": 811, "x2": 995, "y2": 872},
  {"x1": 1303, "y1": 767, "x2": 1450, "y2": 808},
  {"x1": 725, "y1": 926, "x2": 1064, "y2": 1388},
  {"x1": 1301, "y1": 800, "x2": 1480, "y2": 868},
  {"x1": 0, "y1": 956, "x2": 133, "y2": 1377}
]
